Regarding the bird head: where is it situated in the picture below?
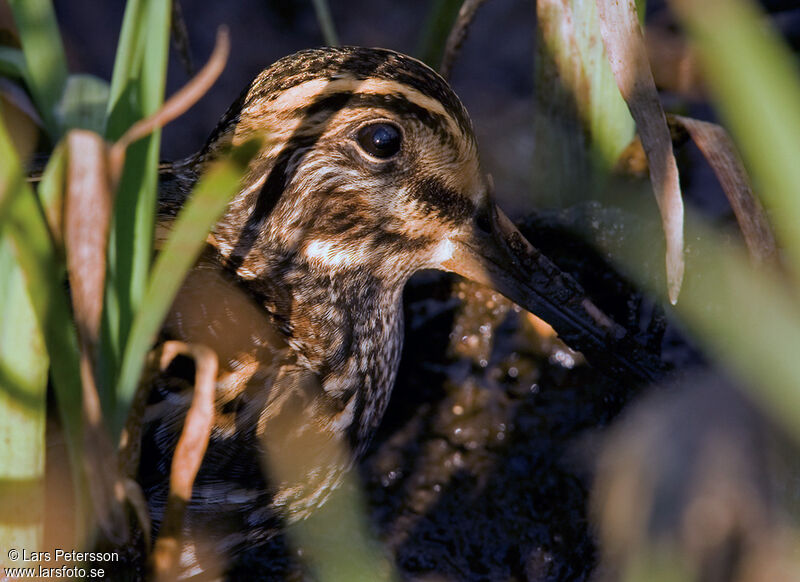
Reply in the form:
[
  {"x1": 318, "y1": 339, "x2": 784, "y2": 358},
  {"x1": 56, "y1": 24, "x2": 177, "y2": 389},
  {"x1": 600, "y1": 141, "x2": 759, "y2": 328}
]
[
  {"x1": 190, "y1": 47, "x2": 651, "y2": 379},
  {"x1": 198, "y1": 47, "x2": 500, "y2": 283}
]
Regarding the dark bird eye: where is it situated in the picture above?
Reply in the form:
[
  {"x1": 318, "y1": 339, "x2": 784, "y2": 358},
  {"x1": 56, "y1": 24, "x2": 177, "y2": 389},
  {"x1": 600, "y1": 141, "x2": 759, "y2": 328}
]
[{"x1": 356, "y1": 123, "x2": 402, "y2": 158}]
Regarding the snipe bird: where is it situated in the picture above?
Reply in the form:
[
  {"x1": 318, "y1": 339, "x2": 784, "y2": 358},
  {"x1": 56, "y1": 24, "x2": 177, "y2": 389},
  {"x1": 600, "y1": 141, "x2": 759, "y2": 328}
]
[{"x1": 142, "y1": 46, "x2": 657, "y2": 578}]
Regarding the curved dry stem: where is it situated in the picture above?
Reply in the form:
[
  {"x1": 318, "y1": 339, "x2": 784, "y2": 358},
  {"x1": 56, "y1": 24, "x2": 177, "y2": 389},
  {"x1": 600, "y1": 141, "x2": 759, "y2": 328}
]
[
  {"x1": 439, "y1": 0, "x2": 490, "y2": 81},
  {"x1": 151, "y1": 341, "x2": 218, "y2": 582},
  {"x1": 669, "y1": 114, "x2": 779, "y2": 266},
  {"x1": 597, "y1": 0, "x2": 685, "y2": 304},
  {"x1": 109, "y1": 26, "x2": 230, "y2": 185},
  {"x1": 171, "y1": 0, "x2": 195, "y2": 76}
]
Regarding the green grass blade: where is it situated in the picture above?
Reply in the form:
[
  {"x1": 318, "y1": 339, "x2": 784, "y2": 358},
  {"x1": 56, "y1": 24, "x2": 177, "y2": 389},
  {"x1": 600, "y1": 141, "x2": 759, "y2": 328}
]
[
  {"x1": 311, "y1": 0, "x2": 339, "y2": 46},
  {"x1": 288, "y1": 473, "x2": 398, "y2": 582},
  {"x1": 0, "y1": 148, "x2": 26, "y2": 226},
  {"x1": 0, "y1": 103, "x2": 48, "y2": 556},
  {"x1": 106, "y1": 0, "x2": 145, "y2": 118},
  {"x1": 57, "y1": 74, "x2": 110, "y2": 134},
  {"x1": 103, "y1": 0, "x2": 171, "y2": 394},
  {"x1": 0, "y1": 237, "x2": 48, "y2": 564},
  {"x1": 106, "y1": 0, "x2": 170, "y2": 139},
  {"x1": 613, "y1": 205, "x2": 800, "y2": 447},
  {"x1": 622, "y1": 549, "x2": 693, "y2": 582},
  {"x1": 5, "y1": 197, "x2": 88, "y2": 543},
  {"x1": 102, "y1": 139, "x2": 149, "y2": 394},
  {"x1": 0, "y1": 109, "x2": 87, "y2": 541},
  {"x1": 0, "y1": 46, "x2": 26, "y2": 79},
  {"x1": 140, "y1": 0, "x2": 171, "y2": 118},
  {"x1": 416, "y1": 0, "x2": 463, "y2": 69},
  {"x1": 8, "y1": 0, "x2": 68, "y2": 138},
  {"x1": 671, "y1": 0, "x2": 800, "y2": 281},
  {"x1": 635, "y1": 0, "x2": 646, "y2": 25},
  {"x1": 113, "y1": 139, "x2": 260, "y2": 436},
  {"x1": 36, "y1": 142, "x2": 67, "y2": 247},
  {"x1": 576, "y1": 0, "x2": 636, "y2": 167},
  {"x1": 533, "y1": 0, "x2": 637, "y2": 208},
  {"x1": 535, "y1": 0, "x2": 635, "y2": 182},
  {"x1": 672, "y1": 227, "x2": 800, "y2": 446}
]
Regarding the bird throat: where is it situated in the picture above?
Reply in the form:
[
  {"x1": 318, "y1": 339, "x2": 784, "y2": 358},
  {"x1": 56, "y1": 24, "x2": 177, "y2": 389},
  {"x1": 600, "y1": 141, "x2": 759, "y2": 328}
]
[{"x1": 233, "y1": 247, "x2": 408, "y2": 454}]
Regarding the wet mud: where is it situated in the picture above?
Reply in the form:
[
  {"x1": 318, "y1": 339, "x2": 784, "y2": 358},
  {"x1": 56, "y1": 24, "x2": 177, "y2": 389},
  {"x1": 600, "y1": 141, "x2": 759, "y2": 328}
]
[
  {"x1": 215, "y1": 206, "x2": 683, "y2": 581},
  {"x1": 360, "y1": 209, "x2": 670, "y2": 582}
]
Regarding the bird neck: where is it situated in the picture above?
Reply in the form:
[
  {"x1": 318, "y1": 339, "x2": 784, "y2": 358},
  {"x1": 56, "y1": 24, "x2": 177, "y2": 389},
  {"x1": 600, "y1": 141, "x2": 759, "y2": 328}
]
[
  {"x1": 159, "y1": 161, "x2": 410, "y2": 447},
  {"x1": 244, "y1": 252, "x2": 407, "y2": 447}
]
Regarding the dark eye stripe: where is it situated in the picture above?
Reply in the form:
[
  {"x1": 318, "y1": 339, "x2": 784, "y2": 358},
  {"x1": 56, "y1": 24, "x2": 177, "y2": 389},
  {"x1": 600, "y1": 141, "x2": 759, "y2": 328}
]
[
  {"x1": 225, "y1": 133, "x2": 322, "y2": 271},
  {"x1": 294, "y1": 91, "x2": 459, "y2": 148},
  {"x1": 410, "y1": 177, "x2": 475, "y2": 224}
]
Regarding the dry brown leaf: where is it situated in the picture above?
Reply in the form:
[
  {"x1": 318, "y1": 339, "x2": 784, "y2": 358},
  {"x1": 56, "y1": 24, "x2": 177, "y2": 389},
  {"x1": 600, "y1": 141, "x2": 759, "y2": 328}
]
[
  {"x1": 151, "y1": 341, "x2": 218, "y2": 582},
  {"x1": 597, "y1": 0, "x2": 685, "y2": 304},
  {"x1": 62, "y1": 129, "x2": 129, "y2": 542},
  {"x1": 669, "y1": 114, "x2": 778, "y2": 266},
  {"x1": 65, "y1": 130, "x2": 112, "y2": 348}
]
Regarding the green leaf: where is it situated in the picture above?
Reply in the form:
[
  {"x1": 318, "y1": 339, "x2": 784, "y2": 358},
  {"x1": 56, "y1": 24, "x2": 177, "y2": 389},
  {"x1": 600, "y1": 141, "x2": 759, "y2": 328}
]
[
  {"x1": 106, "y1": 0, "x2": 171, "y2": 139},
  {"x1": 0, "y1": 126, "x2": 26, "y2": 226},
  {"x1": 103, "y1": 135, "x2": 161, "y2": 395},
  {"x1": 671, "y1": 0, "x2": 800, "y2": 282},
  {"x1": 635, "y1": 0, "x2": 646, "y2": 26},
  {"x1": 416, "y1": 0, "x2": 463, "y2": 69},
  {"x1": 576, "y1": 0, "x2": 636, "y2": 167},
  {"x1": 8, "y1": 0, "x2": 69, "y2": 138},
  {"x1": 621, "y1": 548, "x2": 694, "y2": 582},
  {"x1": 0, "y1": 106, "x2": 87, "y2": 540},
  {"x1": 615, "y1": 206, "x2": 800, "y2": 448},
  {"x1": 0, "y1": 237, "x2": 48, "y2": 559},
  {"x1": 533, "y1": 0, "x2": 637, "y2": 208},
  {"x1": 536, "y1": 0, "x2": 635, "y2": 172},
  {"x1": 671, "y1": 224, "x2": 800, "y2": 446},
  {"x1": 106, "y1": 0, "x2": 146, "y2": 120},
  {"x1": 0, "y1": 46, "x2": 26, "y2": 79},
  {"x1": 103, "y1": 0, "x2": 172, "y2": 393},
  {"x1": 36, "y1": 141, "x2": 67, "y2": 247},
  {"x1": 57, "y1": 74, "x2": 110, "y2": 134},
  {"x1": 287, "y1": 473, "x2": 399, "y2": 582},
  {"x1": 311, "y1": 0, "x2": 339, "y2": 46},
  {"x1": 113, "y1": 139, "x2": 260, "y2": 436}
]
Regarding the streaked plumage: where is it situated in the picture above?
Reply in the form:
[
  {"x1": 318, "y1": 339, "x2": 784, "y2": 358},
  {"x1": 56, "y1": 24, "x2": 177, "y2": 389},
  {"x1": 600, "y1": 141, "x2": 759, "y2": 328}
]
[{"x1": 140, "y1": 46, "x2": 647, "y2": 579}]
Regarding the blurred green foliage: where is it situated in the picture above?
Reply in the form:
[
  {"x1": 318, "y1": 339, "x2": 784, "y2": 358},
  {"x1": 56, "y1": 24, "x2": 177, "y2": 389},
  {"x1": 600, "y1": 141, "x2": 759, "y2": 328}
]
[
  {"x1": 0, "y1": 0, "x2": 252, "y2": 560},
  {"x1": 103, "y1": 0, "x2": 172, "y2": 426}
]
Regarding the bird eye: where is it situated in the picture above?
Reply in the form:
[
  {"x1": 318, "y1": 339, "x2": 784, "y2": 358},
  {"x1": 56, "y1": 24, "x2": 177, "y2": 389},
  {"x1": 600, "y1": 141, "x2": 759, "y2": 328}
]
[{"x1": 356, "y1": 123, "x2": 402, "y2": 158}]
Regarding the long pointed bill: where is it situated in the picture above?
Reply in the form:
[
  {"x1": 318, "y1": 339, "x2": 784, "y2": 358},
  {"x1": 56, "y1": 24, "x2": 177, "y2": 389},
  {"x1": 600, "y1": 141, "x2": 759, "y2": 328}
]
[{"x1": 441, "y1": 204, "x2": 663, "y2": 384}]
